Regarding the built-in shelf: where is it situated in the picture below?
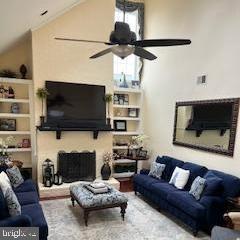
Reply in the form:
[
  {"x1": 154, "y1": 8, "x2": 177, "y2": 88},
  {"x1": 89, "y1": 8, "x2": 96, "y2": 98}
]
[
  {"x1": 114, "y1": 87, "x2": 142, "y2": 93},
  {"x1": 113, "y1": 117, "x2": 140, "y2": 121},
  {"x1": 6, "y1": 148, "x2": 31, "y2": 153},
  {"x1": 0, "y1": 113, "x2": 30, "y2": 118},
  {"x1": 0, "y1": 78, "x2": 32, "y2": 85},
  {"x1": 0, "y1": 131, "x2": 31, "y2": 135},
  {"x1": 0, "y1": 98, "x2": 29, "y2": 103},
  {"x1": 112, "y1": 131, "x2": 141, "y2": 136},
  {"x1": 113, "y1": 172, "x2": 135, "y2": 178},
  {"x1": 113, "y1": 146, "x2": 128, "y2": 150},
  {"x1": 113, "y1": 159, "x2": 135, "y2": 164},
  {"x1": 37, "y1": 126, "x2": 113, "y2": 140},
  {"x1": 0, "y1": 77, "x2": 35, "y2": 180},
  {"x1": 113, "y1": 146, "x2": 140, "y2": 150},
  {"x1": 113, "y1": 104, "x2": 140, "y2": 109}
]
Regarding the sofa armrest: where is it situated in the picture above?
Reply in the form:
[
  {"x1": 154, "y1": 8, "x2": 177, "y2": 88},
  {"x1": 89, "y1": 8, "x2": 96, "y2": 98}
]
[
  {"x1": 0, "y1": 215, "x2": 32, "y2": 227},
  {"x1": 200, "y1": 196, "x2": 225, "y2": 229},
  {"x1": 140, "y1": 169, "x2": 150, "y2": 175}
]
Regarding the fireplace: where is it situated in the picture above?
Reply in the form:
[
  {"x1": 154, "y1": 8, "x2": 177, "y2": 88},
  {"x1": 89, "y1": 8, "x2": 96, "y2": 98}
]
[{"x1": 58, "y1": 151, "x2": 96, "y2": 183}]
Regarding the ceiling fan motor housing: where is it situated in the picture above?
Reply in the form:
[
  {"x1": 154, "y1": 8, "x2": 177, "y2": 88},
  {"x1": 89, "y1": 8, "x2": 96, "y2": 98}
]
[{"x1": 110, "y1": 22, "x2": 136, "y2": 45}]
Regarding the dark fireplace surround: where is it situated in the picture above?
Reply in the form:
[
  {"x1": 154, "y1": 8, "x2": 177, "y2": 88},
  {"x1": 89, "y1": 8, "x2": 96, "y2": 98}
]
[{"x1": 58, "y1": 151, "x2": 96, "y2": 183}]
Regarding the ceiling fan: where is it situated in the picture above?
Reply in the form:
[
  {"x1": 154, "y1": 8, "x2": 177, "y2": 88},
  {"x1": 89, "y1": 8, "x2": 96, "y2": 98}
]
[{"x1": 55, "y1": 1, "x2": 191, "y2": 61}]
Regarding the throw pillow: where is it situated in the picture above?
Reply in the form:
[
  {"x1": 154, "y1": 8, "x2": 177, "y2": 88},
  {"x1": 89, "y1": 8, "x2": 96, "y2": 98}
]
[
  {"x1": 6, "y1": 166, "x2": 24, "y2": 188},
  {"x1": 169, "y1": 166, "x2": 190, "y2": 189},
  {"x1": 189, "y1": 176, "x2": 206, "y2": 200},
  {"x1": 0, "y1": 171, "x2": 21, "y2": 216},
  {"x1": 148, "y1": 162, "x2": 166, "y2": 179},
  {"x1": 4, "y1": 187, "x2": 21, "y2": 216},
  {"x1": 0, "y1": 171, "x2": 11, "y2": 195}
]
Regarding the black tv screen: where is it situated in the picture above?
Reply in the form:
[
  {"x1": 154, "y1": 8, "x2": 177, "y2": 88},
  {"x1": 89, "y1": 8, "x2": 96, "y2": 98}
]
[{"x1": 46, "y1": 81, "x2": 106, "y2": 127}]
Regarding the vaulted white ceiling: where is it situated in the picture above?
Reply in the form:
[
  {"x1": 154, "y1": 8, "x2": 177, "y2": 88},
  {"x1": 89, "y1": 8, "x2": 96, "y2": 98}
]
[{"x1": 0, "y1": 0, "x2": 85, "y2": 54}]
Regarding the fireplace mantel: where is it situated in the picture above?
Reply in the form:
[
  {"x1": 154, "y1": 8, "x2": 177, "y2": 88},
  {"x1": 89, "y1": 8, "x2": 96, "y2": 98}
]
[{"x1": 37, "y1": 125, "x2": 113, "y2": 139}]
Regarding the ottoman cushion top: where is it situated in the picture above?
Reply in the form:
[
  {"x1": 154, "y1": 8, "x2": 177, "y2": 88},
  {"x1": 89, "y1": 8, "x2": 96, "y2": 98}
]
[{"x1": 70, "y1": 184, "x2": 128, "y2": 208}]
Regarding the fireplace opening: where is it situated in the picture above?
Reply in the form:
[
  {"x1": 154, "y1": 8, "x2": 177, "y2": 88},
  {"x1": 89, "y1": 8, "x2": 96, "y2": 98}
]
[{"x1": 58, "y1": 151, "x2": 96, "y2": 183}]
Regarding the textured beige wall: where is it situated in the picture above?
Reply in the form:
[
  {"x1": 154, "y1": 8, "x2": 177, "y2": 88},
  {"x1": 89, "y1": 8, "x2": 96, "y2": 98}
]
[
  {"x1": 143, "y1": 0, "x2": 240, "y2": 177},
  {"x1": 32, "y1": 0, "x2": 115, "y2": 181},
  {"x1": 0, "y1": 37, "x2": 32, "y2": 79}
]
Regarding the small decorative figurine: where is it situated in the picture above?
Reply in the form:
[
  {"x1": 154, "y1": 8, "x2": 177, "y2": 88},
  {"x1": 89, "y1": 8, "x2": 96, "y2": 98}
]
[
  {"x1": 11, "y1": 103, "x2": 20, "y2": 113},
  {"x1": 7, "y1": 86, "x2": 15, "y2": 99},
  {"x1": 19, "y1": 64, "x2": 27, "y2": 79}
]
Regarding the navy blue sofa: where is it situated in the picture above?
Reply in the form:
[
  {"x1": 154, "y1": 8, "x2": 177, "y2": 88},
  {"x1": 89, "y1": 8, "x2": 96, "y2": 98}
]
[
  {"x1": 133, "y1": 155, "x2": 240, "y2": 236},
  {"x1": 0, "y1": 167, "x2": 48, "y2": 240}
]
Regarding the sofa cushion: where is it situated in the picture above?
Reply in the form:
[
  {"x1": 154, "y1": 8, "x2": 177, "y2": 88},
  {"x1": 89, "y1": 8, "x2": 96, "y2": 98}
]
[
  {"x1": 150, "y1": 181, "x2": 179, "y2": 200},
  {"x1": 203, "y1": 172, "x2": 223, "y2": 197},
  {"x1": 0, "y1": 189, "x2": 9, "y2": 220},
  {"x1": 156, "y1": 156, "x2": 184, "y2": 181},
  {"x1": 209, "y1": 170, "x2": 240, "y2": 198},
  {"x1": 182, "y1": 162, "x2": 208, "y2": 190},
  {"x1": 167, "y1": 191, "x2": 206, "y2": 219},
  {"x1": 133, "y1": 174, "x2": 161, "y2": 189},
  {"x1": 22, "y1": 203, "x2": 48, "y2": 240},
  {"x1": 15, "y1": 191, "x2": 39, "y2": 206},
  {"x1": 13, "y1": 179, "x2": 37, "y2": 193}
]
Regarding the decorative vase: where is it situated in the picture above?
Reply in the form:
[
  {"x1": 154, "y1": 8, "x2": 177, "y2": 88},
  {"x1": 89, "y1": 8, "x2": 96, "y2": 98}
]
[
  {"x1": 101, "y1": 163, "x2": 111, "y2": 180},
  {"x1": 40, "y1": 116, "x2": 45, "y2": 126},
  {"x1": 20, "y1": 64, "x2": 27, "y2": 79}
]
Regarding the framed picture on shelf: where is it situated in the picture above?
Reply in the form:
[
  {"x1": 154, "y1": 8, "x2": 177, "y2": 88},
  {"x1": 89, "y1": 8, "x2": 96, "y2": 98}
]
[
  {"x1": 131, "y1": 80, "x2": 140, "y2": 89},
  {"x1": 114, "y1": 120, "x2": 127, "y2": 131},
  {"x1": 128, "y1": 108, "x2": 138, "y2": 117},
  {"x1": 114, "y1": 94, "x2": 119, "y2": 104},
  {"x1": 138, "y1": 150, "x2": 148, "y2": 158},
  {"x1": 22, "y1": 139, "x2": 31, "y2": 148},
  {"x1": 0, "y1": 119, "x2": 16, "y2": 131},
  {"x1": 124, "y1": 94, "x2": 129, "y2": 105}
]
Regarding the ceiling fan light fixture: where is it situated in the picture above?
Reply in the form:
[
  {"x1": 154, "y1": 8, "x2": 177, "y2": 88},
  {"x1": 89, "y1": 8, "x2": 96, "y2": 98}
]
[{"x1": 111, "y1": 45, "x2": 134, "y2": 59}]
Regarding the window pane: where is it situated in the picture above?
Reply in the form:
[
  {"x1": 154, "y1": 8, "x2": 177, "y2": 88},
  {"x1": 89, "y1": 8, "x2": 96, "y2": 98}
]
[{"x1": 113, "y1": 8, "x2": 140, "y2": 82}]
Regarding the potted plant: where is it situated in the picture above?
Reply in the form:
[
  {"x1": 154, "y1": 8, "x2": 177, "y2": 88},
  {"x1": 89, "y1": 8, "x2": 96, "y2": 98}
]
[
  {"x1": 36, "y1": 88, "x2": 49, "y2": 126},
  {"x1": 104, "y1": 93, "x2": 112, "y2": 125},
  {"x1": 101, "y1": 152, "x2": 118, "y2": 180},
  {"x1": 128, "y1": 134, "x2": 148, "y2": 158}
]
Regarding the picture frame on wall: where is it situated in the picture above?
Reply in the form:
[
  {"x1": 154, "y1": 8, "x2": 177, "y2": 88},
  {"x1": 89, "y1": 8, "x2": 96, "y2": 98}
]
[
  {"x1": 0, "y1": 119, "x2": 16, "y2": 131},
  {"x1": 114, "y1": 120, "x2": 127, "y2": 131}
]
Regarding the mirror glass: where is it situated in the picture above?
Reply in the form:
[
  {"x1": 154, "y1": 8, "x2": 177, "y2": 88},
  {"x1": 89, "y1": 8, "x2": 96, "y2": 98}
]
[{"x1": 173, "y1": 99, "x2": 239, "y2": 156}]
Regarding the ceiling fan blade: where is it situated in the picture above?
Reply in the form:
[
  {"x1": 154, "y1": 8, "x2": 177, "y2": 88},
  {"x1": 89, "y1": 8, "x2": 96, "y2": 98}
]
[
  {"x1": 55, "y1": 37, "x2": 113, "y2": 45},
  {"x1": 90, "y1": 48, "x2": 113, "y2": 59},
  {"x1": 132, "y1": 39, "x2": 191, "y2": 47},
  {"x1": 134, "y1": 47, "x2": 157, "y2": 60}
]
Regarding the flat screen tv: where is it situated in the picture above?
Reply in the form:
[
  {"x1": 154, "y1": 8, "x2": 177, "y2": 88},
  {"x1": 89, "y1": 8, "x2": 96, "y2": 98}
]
[{"x1": 46, "y1": 81, "x2": 106, "y2": 128}]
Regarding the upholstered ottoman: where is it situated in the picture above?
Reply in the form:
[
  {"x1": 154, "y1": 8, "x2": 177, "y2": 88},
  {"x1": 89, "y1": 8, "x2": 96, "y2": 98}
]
[{"x1": 70, "y1": 183, "x2": 128, "y2": 226}]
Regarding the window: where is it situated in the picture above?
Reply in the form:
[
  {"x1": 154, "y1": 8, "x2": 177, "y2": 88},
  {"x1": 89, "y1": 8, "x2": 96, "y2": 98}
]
[{"x1": 114, "y1": 7, "x2": 140, "y2": 82}]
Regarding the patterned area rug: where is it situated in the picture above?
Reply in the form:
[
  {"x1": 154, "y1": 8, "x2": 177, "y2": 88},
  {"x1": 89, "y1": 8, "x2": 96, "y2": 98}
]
[{"x1": 41, "y1": 192, "x2": 210, "y2": 240}]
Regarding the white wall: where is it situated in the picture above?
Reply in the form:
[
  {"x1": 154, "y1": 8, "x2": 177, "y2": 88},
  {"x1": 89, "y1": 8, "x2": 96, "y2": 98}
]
[
  {"x1": 32, "y1": 0, "x2": 115, "y2": 181},
  {"x1": 142, "y1": 0, "x2": 240, "y2": 177}
]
